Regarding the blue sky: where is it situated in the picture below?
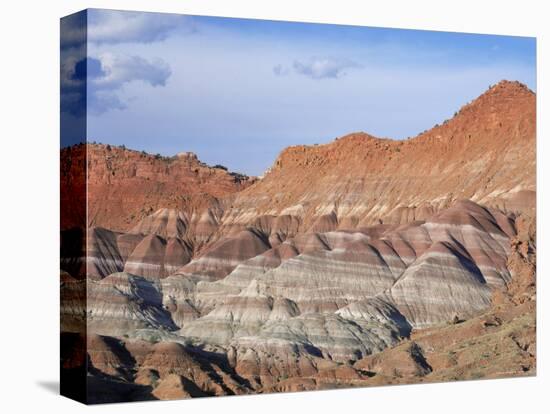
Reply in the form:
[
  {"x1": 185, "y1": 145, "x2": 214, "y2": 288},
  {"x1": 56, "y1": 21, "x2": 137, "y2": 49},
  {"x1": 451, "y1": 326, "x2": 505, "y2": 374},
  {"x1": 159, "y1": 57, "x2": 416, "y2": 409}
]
[{"x1": 69, "y1": 9, "x2": 536, "y2": 175}]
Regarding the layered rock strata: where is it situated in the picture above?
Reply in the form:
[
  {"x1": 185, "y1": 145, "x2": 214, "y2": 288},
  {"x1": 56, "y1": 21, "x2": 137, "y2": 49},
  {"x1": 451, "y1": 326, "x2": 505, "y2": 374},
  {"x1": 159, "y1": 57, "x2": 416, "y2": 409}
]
[{"x1": 59, "y1": 80, "x2": 536, "y2": 402}]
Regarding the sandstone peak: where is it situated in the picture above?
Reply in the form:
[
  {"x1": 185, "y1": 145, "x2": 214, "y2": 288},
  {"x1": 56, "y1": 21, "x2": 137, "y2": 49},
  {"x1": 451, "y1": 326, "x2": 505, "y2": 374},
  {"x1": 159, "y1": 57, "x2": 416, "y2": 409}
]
[
  {"x1": 446, "y1": 79, "x2": 534, "y2": 121},
  {"x1": 487, "y1": 79, "x2": 534, "y2": 96},
  {"x1": 275, "y1": 80, "x2": 533, "y2": 164}
]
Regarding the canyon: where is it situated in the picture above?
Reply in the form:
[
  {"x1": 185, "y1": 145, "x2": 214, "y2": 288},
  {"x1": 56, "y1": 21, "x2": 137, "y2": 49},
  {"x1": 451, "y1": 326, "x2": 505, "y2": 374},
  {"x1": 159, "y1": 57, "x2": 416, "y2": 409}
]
[{"x1": 60, "y1": 80, "x2": 536, "y2": 403}]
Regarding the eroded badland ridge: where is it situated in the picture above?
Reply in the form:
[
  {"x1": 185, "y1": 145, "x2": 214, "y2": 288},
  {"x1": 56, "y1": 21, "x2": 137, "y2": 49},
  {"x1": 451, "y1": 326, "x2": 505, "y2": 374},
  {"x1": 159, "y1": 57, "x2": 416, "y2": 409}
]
[{"x1": 61, "y1": 80, "x2": 536, "y2": 403}]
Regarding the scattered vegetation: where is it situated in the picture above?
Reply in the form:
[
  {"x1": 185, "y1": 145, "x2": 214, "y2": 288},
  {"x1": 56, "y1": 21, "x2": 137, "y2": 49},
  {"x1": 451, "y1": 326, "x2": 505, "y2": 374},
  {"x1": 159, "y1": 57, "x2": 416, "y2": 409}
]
[{"x1": 230, "y1": 171, "x2": 249, "y2": 183}]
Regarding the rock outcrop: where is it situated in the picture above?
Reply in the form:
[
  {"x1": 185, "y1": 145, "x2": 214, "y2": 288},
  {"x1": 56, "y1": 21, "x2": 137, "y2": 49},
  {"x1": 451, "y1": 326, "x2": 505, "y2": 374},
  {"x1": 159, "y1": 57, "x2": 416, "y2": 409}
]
[
  {"x1": 60, "y1": 144, "x2": 256, "y2": 233},
  {"x1": 87, "y1": 273, "x2": 177, "y2": 336}
]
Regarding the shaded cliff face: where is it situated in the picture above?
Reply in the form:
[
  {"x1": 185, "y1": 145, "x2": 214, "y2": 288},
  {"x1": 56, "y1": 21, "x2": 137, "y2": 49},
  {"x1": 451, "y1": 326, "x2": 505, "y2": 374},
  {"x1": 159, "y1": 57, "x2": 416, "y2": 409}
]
[
  {"x1": 60, "y1": 80, "x2": 536, "y2": 403},
  {"x1": 60, "y1": 144, "x2": 87, "y2": 231},
  {"x1": 223, "y1": 80, "x2": 535, "y2": 232}
]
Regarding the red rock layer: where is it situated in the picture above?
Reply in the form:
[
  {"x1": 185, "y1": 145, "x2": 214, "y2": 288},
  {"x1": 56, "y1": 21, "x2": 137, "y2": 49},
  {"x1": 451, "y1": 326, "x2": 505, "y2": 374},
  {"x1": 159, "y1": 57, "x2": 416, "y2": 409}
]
[{"x1": 60, "y1": 145, "x2": 257, "y2": 233}]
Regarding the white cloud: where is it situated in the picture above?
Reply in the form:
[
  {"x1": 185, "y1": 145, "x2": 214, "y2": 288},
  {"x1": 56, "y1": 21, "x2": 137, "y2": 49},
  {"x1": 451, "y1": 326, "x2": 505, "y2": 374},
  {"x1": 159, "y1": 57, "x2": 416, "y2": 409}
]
[
  {"x1": 88, "y1": 9, "x2": 194, "y2": 44},
  {"x1": 292, "y1": 57, "x2": 361, "y2": 79},
  {"x1": 88, "y1": 53, "x2": 172, "y2": 114},
  {"x1": 92, "y1": 53, "x2": 171, "y2": 89}
]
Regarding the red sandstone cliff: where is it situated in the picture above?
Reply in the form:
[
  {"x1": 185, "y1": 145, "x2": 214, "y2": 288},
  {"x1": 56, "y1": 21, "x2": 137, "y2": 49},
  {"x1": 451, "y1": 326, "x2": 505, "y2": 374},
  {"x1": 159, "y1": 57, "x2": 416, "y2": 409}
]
[{"x1": 60, "y1": 145, "x2": 256, "y2": 232}]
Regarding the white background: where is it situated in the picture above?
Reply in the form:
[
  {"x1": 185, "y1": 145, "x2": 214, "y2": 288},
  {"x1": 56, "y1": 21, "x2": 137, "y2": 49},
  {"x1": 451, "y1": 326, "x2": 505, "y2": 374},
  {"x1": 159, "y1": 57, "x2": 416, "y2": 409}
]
[{"x1": 0, "y1": 0, "x2": 547, "y2": 412}]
